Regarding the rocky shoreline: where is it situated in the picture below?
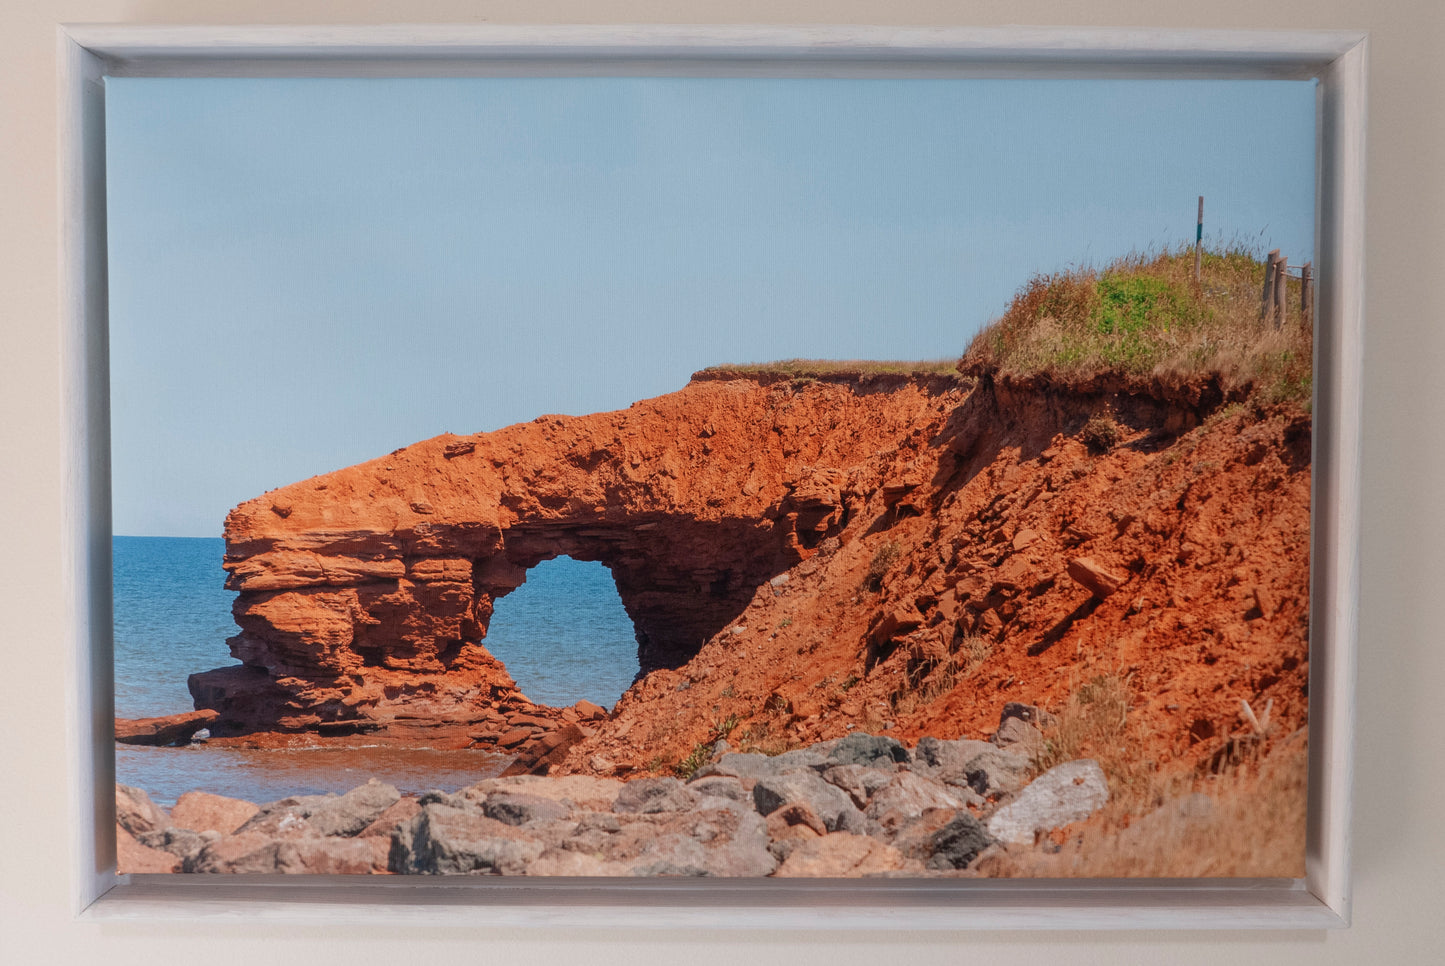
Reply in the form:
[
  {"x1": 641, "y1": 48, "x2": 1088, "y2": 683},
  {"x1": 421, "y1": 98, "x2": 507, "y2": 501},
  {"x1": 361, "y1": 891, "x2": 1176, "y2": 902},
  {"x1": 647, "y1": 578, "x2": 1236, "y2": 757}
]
[{"x1": 117, "y1": 709, "x2": 1115, "y2": 877}]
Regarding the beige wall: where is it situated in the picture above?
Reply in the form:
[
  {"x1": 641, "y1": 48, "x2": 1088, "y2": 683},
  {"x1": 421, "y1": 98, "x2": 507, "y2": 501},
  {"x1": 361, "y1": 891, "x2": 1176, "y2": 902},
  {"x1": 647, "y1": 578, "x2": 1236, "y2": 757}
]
[{"x1": 3, "y1": 2, "x2": 1439, "y2": 962}]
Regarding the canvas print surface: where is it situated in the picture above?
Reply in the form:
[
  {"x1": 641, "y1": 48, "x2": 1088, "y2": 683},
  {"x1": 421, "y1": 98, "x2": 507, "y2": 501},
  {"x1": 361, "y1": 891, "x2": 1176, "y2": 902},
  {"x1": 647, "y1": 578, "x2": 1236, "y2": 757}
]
[{"x1": 108, "y1": 76, "x2": 1316, "y2": 877}]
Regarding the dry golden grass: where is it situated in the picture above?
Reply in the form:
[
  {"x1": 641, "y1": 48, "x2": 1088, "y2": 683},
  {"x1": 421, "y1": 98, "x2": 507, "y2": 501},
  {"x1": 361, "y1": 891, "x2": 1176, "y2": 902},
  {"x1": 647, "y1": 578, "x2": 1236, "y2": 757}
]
[
  {"x1": 1030, "y1": 672, "x2": 1170, "y2": 827},
  {"x1": 987, "y1": 672, "x2": 1308, "y2": 879},
  {"x1": 960, "y1": 247, "x2": 1313, "y2": 406},
  {"x1": 994, "y1": 740, "x2": 1308, "y2": 879},
  {"x1": 890, "y1": 634, "x2": 994, "y2": 717}
]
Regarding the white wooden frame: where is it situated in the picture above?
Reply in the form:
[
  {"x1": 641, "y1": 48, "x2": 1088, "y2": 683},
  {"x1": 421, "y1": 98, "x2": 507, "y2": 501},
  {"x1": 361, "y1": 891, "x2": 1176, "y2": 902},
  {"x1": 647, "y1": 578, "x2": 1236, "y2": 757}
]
[{"x1": 59, "y1": 23, "x2": 1366, "y2": 929}]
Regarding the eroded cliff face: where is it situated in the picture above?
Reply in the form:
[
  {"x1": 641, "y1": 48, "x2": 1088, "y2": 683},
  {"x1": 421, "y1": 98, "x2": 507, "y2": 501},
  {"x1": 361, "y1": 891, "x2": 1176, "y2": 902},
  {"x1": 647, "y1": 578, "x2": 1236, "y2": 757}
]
[
  {"x1": 196, "y1": 370, "x2": 1310, "y2": 781},
  {"x1": 557, "y1": 374, "x2": 1310, "y2": 778}
]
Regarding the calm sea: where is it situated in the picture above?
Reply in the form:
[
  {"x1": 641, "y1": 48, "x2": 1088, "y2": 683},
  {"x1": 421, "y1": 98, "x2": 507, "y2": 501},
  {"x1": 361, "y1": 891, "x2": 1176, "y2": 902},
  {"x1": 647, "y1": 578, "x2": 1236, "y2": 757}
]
[{"x1": 113, "y1": 536, "x2": 639, "y2": 805}]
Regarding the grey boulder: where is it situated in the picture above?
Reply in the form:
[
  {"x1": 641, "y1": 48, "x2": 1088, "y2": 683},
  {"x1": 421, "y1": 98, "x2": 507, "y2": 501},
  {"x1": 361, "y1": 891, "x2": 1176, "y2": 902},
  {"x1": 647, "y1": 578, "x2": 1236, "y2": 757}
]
[{"x1": 986, "y1": 759, "x2": 1109, "y2": 846}]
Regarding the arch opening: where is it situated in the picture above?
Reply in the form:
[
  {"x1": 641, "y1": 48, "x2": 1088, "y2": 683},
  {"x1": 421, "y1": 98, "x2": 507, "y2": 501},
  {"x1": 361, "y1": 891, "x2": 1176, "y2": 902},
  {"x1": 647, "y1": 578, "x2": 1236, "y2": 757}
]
[{"x1": 481, "y1": 555, "x2": 640, "y2": 709}]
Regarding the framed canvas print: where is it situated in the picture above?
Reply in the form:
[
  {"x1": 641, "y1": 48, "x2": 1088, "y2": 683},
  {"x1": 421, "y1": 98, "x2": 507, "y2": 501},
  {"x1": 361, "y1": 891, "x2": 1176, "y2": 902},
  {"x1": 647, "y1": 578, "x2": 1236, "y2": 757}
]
[{"x1": 59, "y1": 24, "x2": 1364, "y2": 928}]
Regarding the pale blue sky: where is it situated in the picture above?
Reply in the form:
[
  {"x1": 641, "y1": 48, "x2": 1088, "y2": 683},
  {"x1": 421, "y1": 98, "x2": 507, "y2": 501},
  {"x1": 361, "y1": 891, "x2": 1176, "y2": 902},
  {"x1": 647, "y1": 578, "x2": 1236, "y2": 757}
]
[{"x1": 106, "y1": 77, "x2": 1317, "y2": 537}]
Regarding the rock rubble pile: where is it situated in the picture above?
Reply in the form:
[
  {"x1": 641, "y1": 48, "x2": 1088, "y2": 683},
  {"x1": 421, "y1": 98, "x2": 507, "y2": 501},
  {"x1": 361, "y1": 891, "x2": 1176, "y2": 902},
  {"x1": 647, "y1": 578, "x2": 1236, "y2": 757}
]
[{"x1": 116, "y1": 727, "x2": 1110, "y2": 877}]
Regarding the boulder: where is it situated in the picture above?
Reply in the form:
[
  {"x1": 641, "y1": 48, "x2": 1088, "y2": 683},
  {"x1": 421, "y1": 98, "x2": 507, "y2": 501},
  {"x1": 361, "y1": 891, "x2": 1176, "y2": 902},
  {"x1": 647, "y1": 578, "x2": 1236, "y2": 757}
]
[
  {"x1": 986, "y1": 759, "x2": 1109, "y2": 846},
  {"x1": 820, "y1": 763, "x2": 896, "y2": 809},
  {"x1": 959, "y1": 747, "x2": 1033, "y2": 797},
  {"x1": 390, "y1": 803, "x2": 547, "y2": 875},
  {"x1": 190, "y1": 831, "x2": 386, "y2": 874},
  {"x1": 137, "y1": 826, "x2": 217, "y2": 865},
  {"x1": 499, "y1": 722, "x2": 589, "y2": 776},
  {"x1": 825, "y1": 733, "x2": 911, "y2": 768},
  {"x1": 693, "y1": 751, "x2": 816, "y2": 782},
  {"x1": 359, "y1": 797, "x2": 422, "y2": 838},
  {"x1": 752, "y1": 772, "x2": 867, "y2": 834},
  {"x1": 592, "y1": 808, "x2": 776, "y2": 877},
  {"x1": 774, "y1": 833, "x2": 912, "y2": 877},
  {"x1": 482, "y1": 792, "x2": 572, "y2": 827},
  {"x1": 115, "y1": 784, "x2": 170, "y2": 838},
  {"x1": 764, "y1": 802, "x2": 829, "y2": 839},
  {"x1": 1065, "y1": 556, "x2": 1125, "y2": 599},
  {"x1": 913, "y1": 736, "x2": 996, "y2": 772},
  {"x1": 926, "y1": 812, "x2": 994, "y2": 870},
  {"x1": 466, "y1": 775, "x2": 617, "y2": 810},
  {"x1": 613, "y1": 776, "x2": 698, "y2": 815},
  {"x1": 993, "y1": 716, "x2": 1044, "y2": 755},
  {"x1": 864, "y1": 771, "x2": 964, "y2": 832},
  {"x1": 999, "y1": 701, "x2": 1054, "y2": 729},
  {"x1": 526, "y1": 848, "x2": 626, "y2": 876},
  {"x1": 685, "y1": 775, "x2": 750, "y2": 804},
  {"x1": 170, "y1": 790, "x2": 260, "y2": 836},
  {"x1": 573, "y1": 700, "x2": 608, "y2": 721},
  {"x1": 253, "y1": 780, "x2": 402, "y2": 838},
  {"x1": 115, "y1": 823, "x2": 179, "y2": 873},
  {"x1": 458, "y1": 774, "x2": 624, "y2": 813}
]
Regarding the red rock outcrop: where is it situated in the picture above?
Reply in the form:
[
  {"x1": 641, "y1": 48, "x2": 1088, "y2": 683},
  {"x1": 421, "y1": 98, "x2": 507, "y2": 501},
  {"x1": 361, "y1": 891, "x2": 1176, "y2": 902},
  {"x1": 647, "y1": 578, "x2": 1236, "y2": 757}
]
[
  {"x1": 194, "y1": 373, "x2": 966, "y2": 746},
  {"x1": 196, "y1": 368, "x2": 1310, "y2": 782}
]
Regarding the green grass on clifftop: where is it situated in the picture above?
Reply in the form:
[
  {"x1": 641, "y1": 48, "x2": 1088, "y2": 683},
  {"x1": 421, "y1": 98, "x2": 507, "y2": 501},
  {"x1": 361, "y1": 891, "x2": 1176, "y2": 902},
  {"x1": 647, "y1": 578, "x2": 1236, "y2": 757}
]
[{"x1": 959, "y1": 246, "x2": 1313, "y2": 406}]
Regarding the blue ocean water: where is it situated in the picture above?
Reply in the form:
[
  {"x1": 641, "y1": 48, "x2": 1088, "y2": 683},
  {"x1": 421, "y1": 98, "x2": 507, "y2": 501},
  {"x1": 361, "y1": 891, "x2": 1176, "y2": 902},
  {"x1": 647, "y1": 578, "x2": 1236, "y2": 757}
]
[
  {"x1": 113, "y1": 536, "x2": 237, "y2": 719},
  {"x1": 113, "y1": 538, "x2": 640, "y2": 805},
  {"x1": 482, "y1": 555, "x2": 640, "y2": 708}
]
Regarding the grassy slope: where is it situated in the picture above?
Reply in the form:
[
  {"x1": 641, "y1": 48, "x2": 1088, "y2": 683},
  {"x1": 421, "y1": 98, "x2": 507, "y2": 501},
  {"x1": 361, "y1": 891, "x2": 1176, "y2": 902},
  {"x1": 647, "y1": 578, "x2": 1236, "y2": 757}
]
[
  {"x1": 698, "y1": 246, "x2": 1313, "y2": 410},
  {"x1": 959, "y1": 246, "x2": 1313, "y2": 407}
]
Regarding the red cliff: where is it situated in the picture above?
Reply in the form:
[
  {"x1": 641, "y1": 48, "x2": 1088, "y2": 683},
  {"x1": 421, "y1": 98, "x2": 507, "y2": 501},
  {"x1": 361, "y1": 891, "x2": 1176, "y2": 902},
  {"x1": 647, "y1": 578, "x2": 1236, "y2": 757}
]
[{"x1": 193, "y1": 369, "x2": 1310, "y2": 779}]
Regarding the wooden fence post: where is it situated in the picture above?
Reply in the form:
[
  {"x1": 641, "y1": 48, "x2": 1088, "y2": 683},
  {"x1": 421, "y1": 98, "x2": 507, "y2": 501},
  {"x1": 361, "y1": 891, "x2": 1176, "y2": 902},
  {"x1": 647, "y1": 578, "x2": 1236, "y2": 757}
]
[
  {"x1": 1274, "y1": 255, "x2": 1289, "y2": 329},
  {"x1": 1261, "y1": 250, "x2": 1280, "y2": 322},
  {"x1": 1301, "y1": 262, "x2": 1313, "y2": 325}
]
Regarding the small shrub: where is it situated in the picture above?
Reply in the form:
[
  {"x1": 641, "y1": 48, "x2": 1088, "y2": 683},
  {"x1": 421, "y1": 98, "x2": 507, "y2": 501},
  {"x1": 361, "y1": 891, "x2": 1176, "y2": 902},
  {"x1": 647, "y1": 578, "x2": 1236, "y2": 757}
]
[
  {"x1": 1080, "y1": 414, "x2": 1123, "y2": 453},
  {"x1": 674, "y1": 742, "x2": 713, "y2": 780},
  {"x1": 673, "y1": 712, "x2": 745, "y2": 779},
  {"x1": 1035, "y1": 673, "x2": 1133, "y2": 776},
  {"x1": 862, "y1": 541, "x2": 903, "y2": 592}
]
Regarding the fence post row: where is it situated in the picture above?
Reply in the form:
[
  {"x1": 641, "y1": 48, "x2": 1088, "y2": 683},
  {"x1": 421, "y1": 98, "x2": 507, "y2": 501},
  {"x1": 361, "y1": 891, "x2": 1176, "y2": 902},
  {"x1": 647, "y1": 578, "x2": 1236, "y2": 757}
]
[{"x1": 1257, "y1": 252, "x2": 1314, "y2": 328}]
